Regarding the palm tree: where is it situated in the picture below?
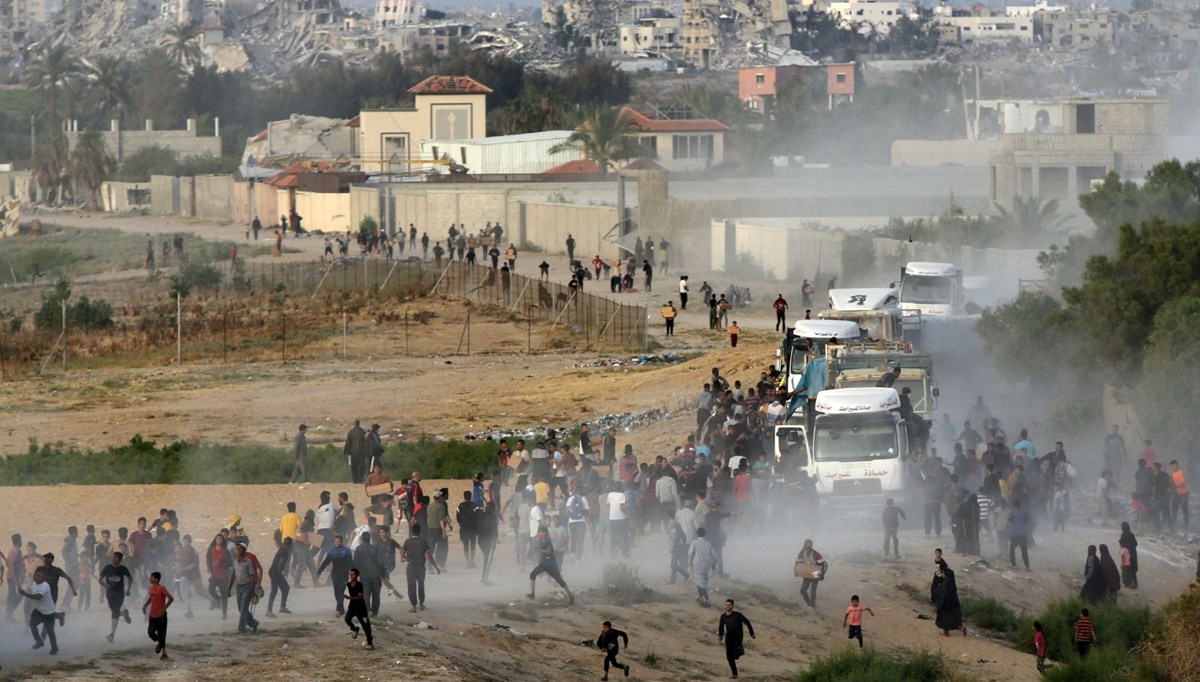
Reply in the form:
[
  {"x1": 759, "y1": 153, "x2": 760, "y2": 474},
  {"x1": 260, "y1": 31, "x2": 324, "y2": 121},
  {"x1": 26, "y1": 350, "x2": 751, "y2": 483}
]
[
  {"x1": 993, "y1": 195, "x2": 1069, "y2": 244},
  {"x1": 70, "y1": 131, "x2": 116, "y2": 210},
  {"x1": 85, "y1": 56, "x2": 135, "y2": 123},
  {"x1": 549, "y1": 105, "x2": 643, "y2": 178},
  {"x1": 163, "y1": 23, "x2": 203, "y2": 72},
  {"x1": 677, "y1": 84, "x2": 746, "y2": 125},
  {"x1": 27, "y1": 44, "x2": 81, "y2": 133},
  {"x1": 32, "y1": 134, "x2": 69, "y2": 204}
]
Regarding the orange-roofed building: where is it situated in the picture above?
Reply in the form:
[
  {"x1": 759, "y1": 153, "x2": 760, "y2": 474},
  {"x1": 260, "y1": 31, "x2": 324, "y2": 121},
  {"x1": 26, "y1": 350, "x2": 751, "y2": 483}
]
[{"x1": 619, "y1": 107, "x2": 728, "y2": 173}]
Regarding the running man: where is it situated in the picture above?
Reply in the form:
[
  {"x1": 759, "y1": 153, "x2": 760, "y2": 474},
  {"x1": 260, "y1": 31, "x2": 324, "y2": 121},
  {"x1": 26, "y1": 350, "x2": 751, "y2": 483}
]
[
  {"x1": 343, "y1": 568, "x2": 374, "y2": 650},
  {"x1": 596, "y1": 620, "x2": 631, "y2": 680},
  {"x1": 316, "y1": 534, "x2": 353, "y2": 615},
  {"x1": 99, "y1": 551, "x2": 132, "y2": 643},
  {"x1": 18, "y1": 567, "x2": 58, "y2": 655},
  {"x1": 526, "y1": 525, "x2": 575, "y2": 605},
  {"x1": 141, "y1": 571, "x2": 174, "y2": 660},
  {"x1": 717, "y1": 599, "x2": 755, "y2": 679}
]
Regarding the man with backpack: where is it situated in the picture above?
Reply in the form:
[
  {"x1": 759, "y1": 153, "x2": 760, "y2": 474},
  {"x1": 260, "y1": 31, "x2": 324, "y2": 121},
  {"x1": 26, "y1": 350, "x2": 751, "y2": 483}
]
[{"x1": 565, "y1": 483, "x2": 589, "y2": 563}]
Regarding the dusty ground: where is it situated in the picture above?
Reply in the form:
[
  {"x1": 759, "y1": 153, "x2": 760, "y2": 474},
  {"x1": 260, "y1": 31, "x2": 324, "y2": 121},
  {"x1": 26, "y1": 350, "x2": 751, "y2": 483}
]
[{"x1": 1, "y1": 212, "x2": 1198, "y2": 680}]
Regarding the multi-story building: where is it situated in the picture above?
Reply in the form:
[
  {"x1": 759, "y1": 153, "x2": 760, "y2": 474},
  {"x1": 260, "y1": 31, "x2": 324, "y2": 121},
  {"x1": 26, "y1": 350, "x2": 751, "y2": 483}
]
[
  {"x1": 938, "y1": 15, "x2": 1034, "y2": 44},
  {"x1": 827, "y1": 0, "x2": 914, "y2": 36},
  {"x1": 358, "y1": 75, "x2": 491, "y2": 174},
  {"x1": 1, "y1": 0, "x2": 46, "y2": 45},
  {"x1": 1004, "y1": 0, "x2": 1064, "y2": 18},
  {"x1": 1034, "y1": 10, "x2": 1116, "y2": 49},
  {"x1": 385, "y1": 22, "x2": 473, "y2": 58},
  {"x1": 738, "y1": 65, "x2": 808, "y2": 111},
  {"x1": 989, "y1": 99, "x2": 1169, "y2": 205},
  {"x1": 375, "y1": 0, "x2": 421, "y2": 28},
  {"x1": 618, "y1": 13, "x2": 681, "y2": 56},
  {"x1": 681, "y1": 0, "x2": 717, "y2": 68}
]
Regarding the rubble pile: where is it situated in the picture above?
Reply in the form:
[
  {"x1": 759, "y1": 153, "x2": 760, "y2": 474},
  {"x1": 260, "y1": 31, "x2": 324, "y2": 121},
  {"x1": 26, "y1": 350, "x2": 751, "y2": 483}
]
[{"x1": 463, "y1": 408, "x2": 670, "y2": 443}]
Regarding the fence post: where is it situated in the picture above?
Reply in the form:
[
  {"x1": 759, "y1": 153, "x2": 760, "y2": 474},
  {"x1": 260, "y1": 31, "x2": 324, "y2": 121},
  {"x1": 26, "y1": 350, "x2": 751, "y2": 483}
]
[
  {"x1": 61, "y1": 298, "x2": 66, "y2": 371},
  {"x1": 405, "y1": 309, "x2": 409, "y2": 356},
  {"x1": 343, "y1": 311, "x2": 348, "y2": 358},
  {"x1": 176, "y1": 292, "x2": 182, "y2": 365}
]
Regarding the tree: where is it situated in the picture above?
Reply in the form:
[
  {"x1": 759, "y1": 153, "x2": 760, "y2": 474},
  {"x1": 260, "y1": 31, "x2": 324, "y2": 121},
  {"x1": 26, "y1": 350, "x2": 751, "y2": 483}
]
[
  {"x1": 728, "y1": 125, "x2": 780, "y2": 176},
  {"x1": 85, "y1": 56, "x2": 135, "y2": 123},
  {"x1": 27, "y1": 44, "x2": 81, "y2": 133},
  {"x1": 992, "y1": 195, "x2": 1068, "y2": 245},
  {"x1": 977, "y1": 291, "x2": 1081, "y2": 390},
  {"x1": 70, "y1": 131, "x2": 116, "y2": 210},
  {"x1": 489, "y1": 85, "x2": 574, "y2": 136},
  {"x1": 163, "y1": 23, "x2": 203, "y2": 72},
  {"x1": 548, "y1": 105, "x2": 642, "y2": 177},
  {"x1": 559, "y1": 59, "x2": 631, "y2": 106},
  {"x1": 32, "y1": 134, "x2": 68, "y2": 204},
  {"x1": 1079, "y1": 161, "x2": 1200, "y2": 244},
  {"x1": 1061, "y1": 218, "x2": 1200, "y2": 386},
  {"x1": 676, "y1": 85, "x2": 748, "y2": 126},
  {"x1": 1138, "y1": 295, "x2": 1200, "y2": 454}
]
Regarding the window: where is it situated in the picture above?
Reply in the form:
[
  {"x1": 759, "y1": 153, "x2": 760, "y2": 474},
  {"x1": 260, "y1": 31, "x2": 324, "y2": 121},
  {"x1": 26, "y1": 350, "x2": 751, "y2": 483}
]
[
  {"x1": 639, "y1": 136, "x2": 657, "y2": 155},
  {"x1": 836, "y1": 73, "x2": 847, "y2": 83},
  {"x1": 1076, "y1": 104, "x2": 1095, "y2": 134},
  {"x1": 755, "y1": 73, "x2": 765, "y2": 84},
  {"x1": 672, "y1": 134, "x2": 714, "y2": 160}
]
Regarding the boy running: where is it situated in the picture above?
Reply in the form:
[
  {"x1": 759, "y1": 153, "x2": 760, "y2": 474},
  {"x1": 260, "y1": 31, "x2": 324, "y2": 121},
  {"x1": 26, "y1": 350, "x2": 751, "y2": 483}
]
[
  {"x1": 99, "y1": 551, "x2": 133, "y2": 643},
  {"x1": 842, "y1": 595, "x2": 875, "y2": 648},
  {"x1": 596, "y1": 620, "x2": 631, "y2": 680},
  {"x1": 343, "y1": 568, "x2": 374, "y2": 650},
  {"x1": 141, "y1": 572, "x2": 174, "y2": 660}
]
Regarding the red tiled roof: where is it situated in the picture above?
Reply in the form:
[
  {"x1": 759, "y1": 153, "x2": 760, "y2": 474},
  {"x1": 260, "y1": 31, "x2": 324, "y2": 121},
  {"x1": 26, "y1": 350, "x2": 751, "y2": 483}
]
[
  {"x1": 622, "y1": 157, "x2": 666, "y2": 171},
  {"x1": 539, "y1": 159, "x2": 600, "y2": 176},
  {"x1": 263, "y1": 174, "x2": 300, "y2": 188},
  {"x1": 620, "y1": 107, "x2": 730, "y2": 133},
  {"x1": 346, "y1": 115, "x2": 360, "y2": 128},
  {"x1": 407, "y1": 75, "x2": 493, "y2": 95}
]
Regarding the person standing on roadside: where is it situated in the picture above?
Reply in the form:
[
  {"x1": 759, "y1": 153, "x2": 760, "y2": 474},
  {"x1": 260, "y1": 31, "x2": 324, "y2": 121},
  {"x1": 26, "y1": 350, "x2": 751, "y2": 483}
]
[
  {"x1": 99, "y1": 551, "x2": 132, "y2": 643},
  {"x1": 882, "y1": 498, "x2": 907, "y2": 560},
  {"x1": 678, "y1": 275, "x2": 689, "y2": 310},
  {"x1": 728, "y1": 321, "x2": 741, "y2": 348},
  {"x1": 229, "y1": 543, "x2": 261, "y2": 634},
  {"x1": 401, "y1": 524, "x2": 441, "y2": 613},
  {"x1": 344, "y1": 420, "x2": 369, "y2": 485},
  {"x1": 141, "y1": 571, "x2": 173, "y2": 660},
  {"x1": 718, "y1": 599, "x2": 755, "y2": 679},
  {"x1": 316, "y1": 534, "x2": 352, "y2": 615},
  {"x1": 662, "y1": 301, "x2": 677, "y2": 337},
  {"x1": 290, "y1": 425, "x2": 309, "y2": 484},
  {"x1": 772, "y1": 294, "x2": 789, "y2": 332},
  {"x1": 1170, "y1": 460, "x2": 1190, "y2": 528}
]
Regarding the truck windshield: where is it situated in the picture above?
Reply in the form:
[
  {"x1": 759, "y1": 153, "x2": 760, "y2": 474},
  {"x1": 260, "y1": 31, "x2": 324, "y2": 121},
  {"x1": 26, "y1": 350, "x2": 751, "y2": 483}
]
[
  {"x1": 902, "y1": 276, "x2": 953, "y2": 305},
  {"x1": 814, "y1": 422, "x2": 899, "y2": 462},
  {"x1": 776, "y1": 429, "x2": 808, "y2": 466}
]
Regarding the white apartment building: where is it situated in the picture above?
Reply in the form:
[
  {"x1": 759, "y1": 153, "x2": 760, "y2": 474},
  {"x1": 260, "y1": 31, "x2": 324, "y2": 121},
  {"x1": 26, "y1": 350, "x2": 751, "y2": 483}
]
[{"x1": 828, "y1": 0, "x2": 915, "y2": 36}]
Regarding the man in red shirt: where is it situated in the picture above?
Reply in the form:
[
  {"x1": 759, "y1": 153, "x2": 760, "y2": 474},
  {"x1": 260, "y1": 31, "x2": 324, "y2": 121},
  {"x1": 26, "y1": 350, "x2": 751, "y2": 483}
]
[
  {"x1": 141, "y1": 571, "x2": 174, "y2": 660},
  {"x1": 1141, "y1": 439, "x2": 1157, "y2": 468},
  {"x1": 772, "y1": 294, "x2": 789, "y2": 332},
  {"x1": 128, "y1": 518, "x2": 152, "y2": 589}
]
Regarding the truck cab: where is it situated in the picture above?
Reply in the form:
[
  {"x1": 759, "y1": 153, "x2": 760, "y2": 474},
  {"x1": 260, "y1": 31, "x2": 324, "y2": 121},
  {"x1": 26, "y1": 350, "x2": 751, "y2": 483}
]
[
  {"x1": 898, "y1": 261, "x2": 963, "y2": 317},
  {"x1": 824, "y1": 341, "x2": 937, "y2": 422},
  {"x1": 818, "y1": 288, "x2": 902, "y2": 341},
  {"x1": 810, "y1": 387, "x2": 910, "y2": 506},
  {"x1": 779, "y1": 319, "x2": 862, "y2": 394}
]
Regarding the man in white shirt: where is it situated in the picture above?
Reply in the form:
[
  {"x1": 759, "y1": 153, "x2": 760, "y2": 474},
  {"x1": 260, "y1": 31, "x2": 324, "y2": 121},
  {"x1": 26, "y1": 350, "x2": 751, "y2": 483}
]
[
  {"x1": 19, "y1": 566, "x2": 58, "y2": 654},
  {"x1": 676, "y1": 502, "x2": 696, "y2": 543},
  {"x1": 315, "y1": 490, "x2": 339, "y2": 562},
  {"x1": 606, "y1": 483, "x2": 630, "y2": 558},
  {"x1": 655, "y1": 473, "x2": 681, "y2": 531},
  {"x1": 767, "y1": 398, "x2": 786, "y2": 423},
  {"x1": 528, "y1": 502, "x2": 546, "y2": 539}
]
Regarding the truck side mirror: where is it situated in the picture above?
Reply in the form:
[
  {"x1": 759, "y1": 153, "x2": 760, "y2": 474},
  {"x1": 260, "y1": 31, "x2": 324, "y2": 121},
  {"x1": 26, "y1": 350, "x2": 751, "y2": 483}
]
[{"x1": 932, "y1": 387, "x2": 940, "y2": 397}]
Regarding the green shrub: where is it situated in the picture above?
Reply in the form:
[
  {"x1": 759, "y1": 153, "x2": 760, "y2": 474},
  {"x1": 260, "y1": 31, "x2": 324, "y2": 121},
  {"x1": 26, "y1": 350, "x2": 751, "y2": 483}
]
[
  {"x1": 359, "y1": 217, "x2": 379, "y2": 237},
  {"x1": 1041, "y1": 643, "x2": 1159, "y2": 682},
  {"x1": 0, "y1": 436, "x2": 498, "y2": 485},
  {"x1": 601, "y1": 564, "x2": 655, "y2": 606},
  {"x1": 795, "y1": 647, "x2": 954, "y2": 682},
  {"x1": 170, "y1": 261, "x2": 223, "y2": 298},
  {"x1": 1012, "y1": 598, "x2": 1151, "y2": 662},
  {"x1": 961, "y1": 593, "x2": 1019, "y2": 633}
]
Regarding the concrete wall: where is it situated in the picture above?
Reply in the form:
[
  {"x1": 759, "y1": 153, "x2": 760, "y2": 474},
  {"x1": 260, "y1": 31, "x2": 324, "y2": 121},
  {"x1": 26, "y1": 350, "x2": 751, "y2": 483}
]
[
  {"x1": 192, "y1": 175, "x2": 233, "y2": 222},
  {"x1": 293, "y1": 191, "x2": 353, "y2": 233},
  {"x1": 519, "y1": 202, "x2": 622, "y2": 258},
  {"x1": 891, "y1": 139, "x2": 999, "y2": 167},
  {"x1": 66, "y1": 120, "x2": 221, "y2": 163},
  {"x1": 709, "y1": 221, "x2": 843, "y2": 281},
  {"x1": 0, "y1": 170, "x2": 36, "y2": 203},
  {"x1": 99, "y1": 181, "x2": 151, "y2": 212},
  {"x1": 150, "y1": 175, "x2": 180, "y2": 215}
]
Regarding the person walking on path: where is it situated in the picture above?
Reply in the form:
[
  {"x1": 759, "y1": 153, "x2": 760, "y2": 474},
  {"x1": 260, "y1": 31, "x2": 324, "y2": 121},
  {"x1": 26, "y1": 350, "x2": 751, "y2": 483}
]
[
  {"x1": 344, "y1": 420, "x2": 369, "y2": 485},
  {"x1": 1008, "y1": 500, "x2": 1031, "y2": 571},
  {"x1": 662, "y1": 301, "x2": 677, "y2": 337},
  {"x1": 316, "y1": 534, "x2": 352, "y2": 615},
  {"x1": 796, "y1": 539, "x2": 826, "y2": 609},
  {"x1": 19, "y1": 567, "x2": 58, "y2": 655},
  {"x1": 843, "y1": 595, "x2": 875, "y2": 648},
  {"x1": 932, "y1": 558, "x2": 965, "y2": 637},
  {"x1": 353, "y1": 532, "x2": 385, "y2": 617},
  {"x1": 1170, "y1": 460, "x2": 1190, "y2": 528},
  {"x1": 265, "y1": 532, "x2": 293, "y2": 618},
  {"x1": 597, "y1": 620, "x2": 631, "y2": 680},
  {"x1": 206, "y1": 534, "x2": 232, "y2": 620},
  {"x1": 526, "y1": 526, "x2": 575, "y2": 605},
  {"x1": 342, "y1": 568, "x2": 375, "y2": 650},
  {"x1": 1080, "y1": 544, "x2": 1106, "y2": 605},
  {"x1": 689, "y1": 527, "x2": 718, "y2": 606},
  {"x1": 289, "y1": 424, "x2": 308, "y2": 484},
  {"x1": 141, "y1": 571, "x2": 173, "y2": 660},
  {"x1": 678, "y1": 276, "x2": 689, "y2": 309},
  {"x1": 667, "y1": 509, "x2": 690, "y2": 585},
  {"x1": 882, "y1": 498, "x2": 907, "y2": 559},
  {"x1": 642, "y1": 260, "x2": 653, "y2": 291},
  {"x1": 773, "y1": 294, "x2": 789, "y2": 332},
  {"x1": 566, "y1": 234, "x2": 576, "y2": 262},
  {"x1": 1074, "y1": 607, "x2": 1096, "y2": 658},
  {"x1": 229, "y1": 543, "x2": 261, "y2": 634},
  {"x1": 728, "y1": 321, "x2": 741, "y2": 348},
  {"x1": 401, "y1": 524, "x2": 441, "y2": 613},
  {"x1": 505, "y1": 244, "x2": 517, "y2": 270},
  {"x1": 718, "y1": 599, "x2": 755, "y2": 679},
  {"x1": 99, "y1": 551, "x2": 132, "y2": 643},
  {"x1": 1033, "y1": 621, "x2": 1049, "y2": 673}
]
